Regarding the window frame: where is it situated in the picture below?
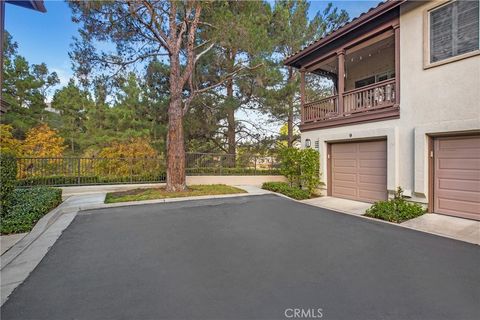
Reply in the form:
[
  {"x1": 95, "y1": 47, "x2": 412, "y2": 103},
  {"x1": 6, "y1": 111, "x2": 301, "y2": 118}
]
[{"x1": 423, "y1": 0, "x2": 480, "y2": 69}]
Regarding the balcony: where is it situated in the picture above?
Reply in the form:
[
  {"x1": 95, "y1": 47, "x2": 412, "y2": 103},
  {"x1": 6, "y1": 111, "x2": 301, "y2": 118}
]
[{"x1": 299, "y1": 25, "x2": 400, "y2": 131}]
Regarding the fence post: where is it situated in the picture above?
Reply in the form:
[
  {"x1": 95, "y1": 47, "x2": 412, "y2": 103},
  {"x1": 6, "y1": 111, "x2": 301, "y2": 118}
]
[
  {"x1": 77, "y1": 158, "x2": 81, "y2": 185},
  {"x1": 129, "y1": 158, "x2": 133, "y2": 183},
  {"x1": 219, "y1": 156, "x2": 223, "y2": 175},
  {"x1": 254, "y1": 156, "x2": 257, "y2": 175}
]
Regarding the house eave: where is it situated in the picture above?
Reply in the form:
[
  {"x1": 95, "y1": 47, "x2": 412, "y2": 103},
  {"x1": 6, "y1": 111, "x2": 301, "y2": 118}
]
[{"x1": 284, "y1": 0, "x2": 405, "y2": 68}]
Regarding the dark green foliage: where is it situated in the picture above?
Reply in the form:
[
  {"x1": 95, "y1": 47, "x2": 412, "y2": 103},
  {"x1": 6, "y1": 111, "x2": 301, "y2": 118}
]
[
  {"x1": 0, "y1": 187, "x2": 62, "y2": 234},
  {"x1": 278, "y1": 147, "x2": 320, "y2": 195},
  {"x1": 16, "y1": 174, "x2": 167, "y2": 187},
  {"x1": 0, "y1": 152, "x2": 17, "y2": 214},
  {"x1": 262, "y1": 181, "x2": 310, "y2": 200},
  {"x1": 365, "y1": 187, "x2": 426, "y2": 223}
]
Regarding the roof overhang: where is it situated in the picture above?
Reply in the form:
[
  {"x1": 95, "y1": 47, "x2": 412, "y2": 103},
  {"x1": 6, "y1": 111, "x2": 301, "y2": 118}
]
[
  {"x1": 284, "y1": 0, "x2": 405, "y2": 68},
  {"x1": 6, "y1": 0, "x2": 46, "y2": 13}
]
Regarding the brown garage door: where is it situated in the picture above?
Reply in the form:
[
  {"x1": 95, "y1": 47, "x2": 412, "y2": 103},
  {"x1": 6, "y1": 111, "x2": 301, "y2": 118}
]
[
  {"x1": 331, "y1": 140, "x2": 387, "y2": 203},
  {"x1": 434, "y1": 135, "x2": 480, "y2": 220}
]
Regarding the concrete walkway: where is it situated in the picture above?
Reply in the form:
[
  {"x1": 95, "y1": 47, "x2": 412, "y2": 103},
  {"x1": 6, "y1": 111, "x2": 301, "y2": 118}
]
[
  {"x1": 0, "y1": 234, "x2": 27, "y2": 256},
  {"x1": 302, "y1": 196, "x2": 479, "y2": 245},
  {"x1": 302, "y1": 196, "x2": 371, "y2": 215},
  {"x1": 402, "y1": 213, "x2": 480, "y2": 245}
]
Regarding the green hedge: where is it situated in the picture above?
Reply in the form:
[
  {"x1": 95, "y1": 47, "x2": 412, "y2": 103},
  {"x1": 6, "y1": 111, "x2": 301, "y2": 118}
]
[
  {"x1": 1, "y1": 187, "x2": 62, "y2": 234},
  {"x1": 262, "y1": 182, "x2": 310, "y2": 200},
  {"x1": 365, "y1": 187, "x2": 426, "y2": 223},
  {"x1": 16, "y1": 174, "x2": 167, "y2": 186},
  {"x1": 0, "y1": 152, "x2": 17, "y2": 214}
]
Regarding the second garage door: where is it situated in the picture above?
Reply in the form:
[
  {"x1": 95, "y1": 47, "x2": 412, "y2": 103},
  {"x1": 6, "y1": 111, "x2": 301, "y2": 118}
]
[
  {"x1": 331, "y1": 140, "x2": 387, "y2": 203},
  {"x1": 434, "y1": 135, "x2": 480, "y2": 220}
]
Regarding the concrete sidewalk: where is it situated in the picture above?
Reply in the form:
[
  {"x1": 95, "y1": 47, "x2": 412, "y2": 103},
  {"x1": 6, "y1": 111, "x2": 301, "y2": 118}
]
[
  {"x1": 401, "y1": 213, "x2": 480, "y2": 245},
  {"x1": 302, "y1": 196, "x2": 479, "y2": 245},
  {"x1": 302, "y1": 196, "x2": 371, "y2": 215}
]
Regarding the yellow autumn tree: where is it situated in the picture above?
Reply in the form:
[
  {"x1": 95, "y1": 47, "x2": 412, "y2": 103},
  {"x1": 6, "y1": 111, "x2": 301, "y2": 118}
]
[
  {"x1": 0, "y1": 124, "x2": 21, "y2": 155},
  {"x1": 96, "y1": 138, "x2": 161, "y2": 178},
  {"x1": 22, "y1": 124, "x2": 66, "y2": 157}
]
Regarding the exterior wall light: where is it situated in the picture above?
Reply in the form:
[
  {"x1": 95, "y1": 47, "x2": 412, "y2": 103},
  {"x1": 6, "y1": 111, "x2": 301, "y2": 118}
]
[{"x1": 305, "y1": 139, "x2": 311, "y2": 148}]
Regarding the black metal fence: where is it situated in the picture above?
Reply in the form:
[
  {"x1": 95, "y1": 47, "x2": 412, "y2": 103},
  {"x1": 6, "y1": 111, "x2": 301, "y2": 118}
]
[{"x1": 16, "y1": 153, "x2": 280, "y2": 186}]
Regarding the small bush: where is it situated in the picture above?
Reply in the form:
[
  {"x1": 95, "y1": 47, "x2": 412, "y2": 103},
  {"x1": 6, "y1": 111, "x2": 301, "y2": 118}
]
[
  {"x1": 262, "y1": 182, "x2": 311, "y2": 200},
  {"x1": 365, "y1": 187, "x2": 426, "y2": 223},
  {"x1": 0, "y1": 152, "x2": 17, "y2": 215},
  {"x1": 0, "y1": 187, "x2": 62, "y2": 234},
  {"x1": 278, "y1": 147, "x2": 320, "y2": 195}
]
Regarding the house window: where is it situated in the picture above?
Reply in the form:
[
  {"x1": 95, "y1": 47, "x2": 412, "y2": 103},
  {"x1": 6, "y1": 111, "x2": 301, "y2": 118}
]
[{"x1": 429, "y1": 0, "x2": 479, "y2": 64}]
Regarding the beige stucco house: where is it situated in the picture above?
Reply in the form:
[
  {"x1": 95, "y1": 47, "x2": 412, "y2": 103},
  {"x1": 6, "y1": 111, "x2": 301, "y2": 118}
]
[{"x1": 285, "y1": 0, "x2": 479, "y2": 220}]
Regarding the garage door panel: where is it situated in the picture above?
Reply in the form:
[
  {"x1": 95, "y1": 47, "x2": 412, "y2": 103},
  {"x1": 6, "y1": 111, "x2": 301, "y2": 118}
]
[
  {"x1": 331, "y1": 140, "x2": 387, "y2": 203},
  {"x1": 358, "y1": 152, "x2": 387, "y2": 160},
  {"x1": 333, "y1": 186, "x2": 357, "y2": 197},
  {"x1": 436, "y1": 189, "x2": 480, "y2": 202},
  {"x1": 333, "y1": 159, "x2": 357, "y2": 168},
  {"x1": 359, "y1": 174, "x2": 387, "y2": 185},
  {"x1": 437, "y1": 198, "x2": 480, "y2": 216},
  {"x1": 438, "y1": 178, "x2": 480, "y2": 192},
  {"x1": 437, "y1": 137, "x2": 480, "y2": 150},
  {"x1": 438, "y1": 158, "x2": 480, "y2": 170},
  {"x1": 436, "y1": 170, "x2": 480, "y2": 181},
  {"x1": 434, "y1": 149, "x2": 480, "y2": 159},
  {"x1": 359, "y1": 190, "x2": 387, "y2": 201},
  {"x1": 359, "y1": 159, "x2": 387, "y2": 169},
  {"x1": 333, "y1": 173, "x2": 356, "y2": 182},
  {"x1": 332, "y1": 143, "x2": 357, "y2": 153},
  {"x1": 434, "y1": 135, "x2": 480, "y2": 220},
  {"x1": 358, "y1": 141, "x2": 387, "y2": 152}
]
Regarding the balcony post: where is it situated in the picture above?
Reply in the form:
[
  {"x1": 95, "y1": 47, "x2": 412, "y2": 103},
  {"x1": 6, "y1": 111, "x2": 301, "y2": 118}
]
[
  {"x1": 300, "y1": 68, "x2": 306, "y2": 124},
  {"x1": 337, "y1": 50, "x2": 345, "y2": 114},
  {"x1": 394, "y1": 24, "x2": 400, "y2": 105}
]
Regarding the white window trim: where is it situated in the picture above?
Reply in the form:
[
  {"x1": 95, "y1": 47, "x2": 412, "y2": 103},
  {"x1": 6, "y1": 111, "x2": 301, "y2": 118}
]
[{"x1": 423, "y1": 0, "x2": 480, "y2": 69}]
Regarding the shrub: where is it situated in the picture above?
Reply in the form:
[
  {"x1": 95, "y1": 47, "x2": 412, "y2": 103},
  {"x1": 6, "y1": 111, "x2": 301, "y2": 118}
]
[
  {"x1": 278, "y1": 148, "x2": 301, "y2": 186},
  {"x1": 0, "y1": 186, "x2": 62, "y2": 234},
  {"x1": 0, "y1": 152, "x2": 17, "y2": 215},
  {"x1": 300, "y1": 148, "x2": 320, "y2": 195},
  {"x1": 278, "y1": 147, "x2": 320, "y2": 195},
  {"x1": 262, "y1": 182, "x2": 310, "y2": 200},
  {"x1": 365, "y1": 187, "x2": 426, "y2": 223}
]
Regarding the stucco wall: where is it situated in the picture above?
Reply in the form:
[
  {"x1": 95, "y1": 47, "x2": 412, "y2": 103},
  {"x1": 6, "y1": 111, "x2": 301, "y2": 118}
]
[
  {"x1": 186, "y1": 175, "x2": 286, "y2": 186},
  {"x1": 302, "y1": 1, "x2": 480, "y2": 203}
]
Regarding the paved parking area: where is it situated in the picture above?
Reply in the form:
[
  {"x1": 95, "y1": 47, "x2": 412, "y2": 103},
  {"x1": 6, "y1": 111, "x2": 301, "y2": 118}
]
[{"x1": 1, "y1": 195, "x2": 479, "y2": 320}]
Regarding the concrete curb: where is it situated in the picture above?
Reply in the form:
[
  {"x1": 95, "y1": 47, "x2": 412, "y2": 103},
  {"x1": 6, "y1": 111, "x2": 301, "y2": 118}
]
[
  {"x1": 1, "y1": 204, "x2": 67, "y2": 269},
  {"x1": 78, "y1": 192, "x2": 271, "y2": 213}
]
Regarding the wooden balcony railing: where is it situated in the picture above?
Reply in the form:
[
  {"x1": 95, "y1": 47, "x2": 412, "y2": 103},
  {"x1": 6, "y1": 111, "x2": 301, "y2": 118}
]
[
  {"x1": 301, "y1": 78, "x2": 397, "y2": 125},
  {"x1": 343, "y1": 78, "x2": 396, "y2": 114},
  {"x1": 302, "y1": 95, "x2": 338, "y2": 123}
]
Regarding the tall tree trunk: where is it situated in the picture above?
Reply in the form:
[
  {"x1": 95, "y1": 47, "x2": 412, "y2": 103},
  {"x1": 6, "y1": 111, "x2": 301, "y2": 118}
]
[
  {"x1": 226, "y1": 49, "x2": 236, "y2": 167},
  {"x1": 166, "y1": 96, "x2": 186, "y2": 191},
  {"x1": 287, "y1": 67, "x2": 294, "y2": 147},
  {"x1": 166, "y1": 55, "x2": 186, "y2": 192}
]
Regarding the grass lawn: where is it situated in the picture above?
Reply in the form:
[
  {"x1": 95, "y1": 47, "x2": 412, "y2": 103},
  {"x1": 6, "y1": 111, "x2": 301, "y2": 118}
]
[{"x1": 105, "y1": 184, "x2": 247, "y2": 203}]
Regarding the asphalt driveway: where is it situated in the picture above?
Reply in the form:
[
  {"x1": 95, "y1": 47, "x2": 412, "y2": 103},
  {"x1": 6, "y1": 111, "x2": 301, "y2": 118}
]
[{"x1": 2, "y1": 194, "x2": 479, "y2": 320}]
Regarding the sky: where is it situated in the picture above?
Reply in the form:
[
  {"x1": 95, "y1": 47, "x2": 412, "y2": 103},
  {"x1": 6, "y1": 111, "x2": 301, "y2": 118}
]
[{"x1": 5, "y1": 0, "x2": 381, "y2": 92}]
